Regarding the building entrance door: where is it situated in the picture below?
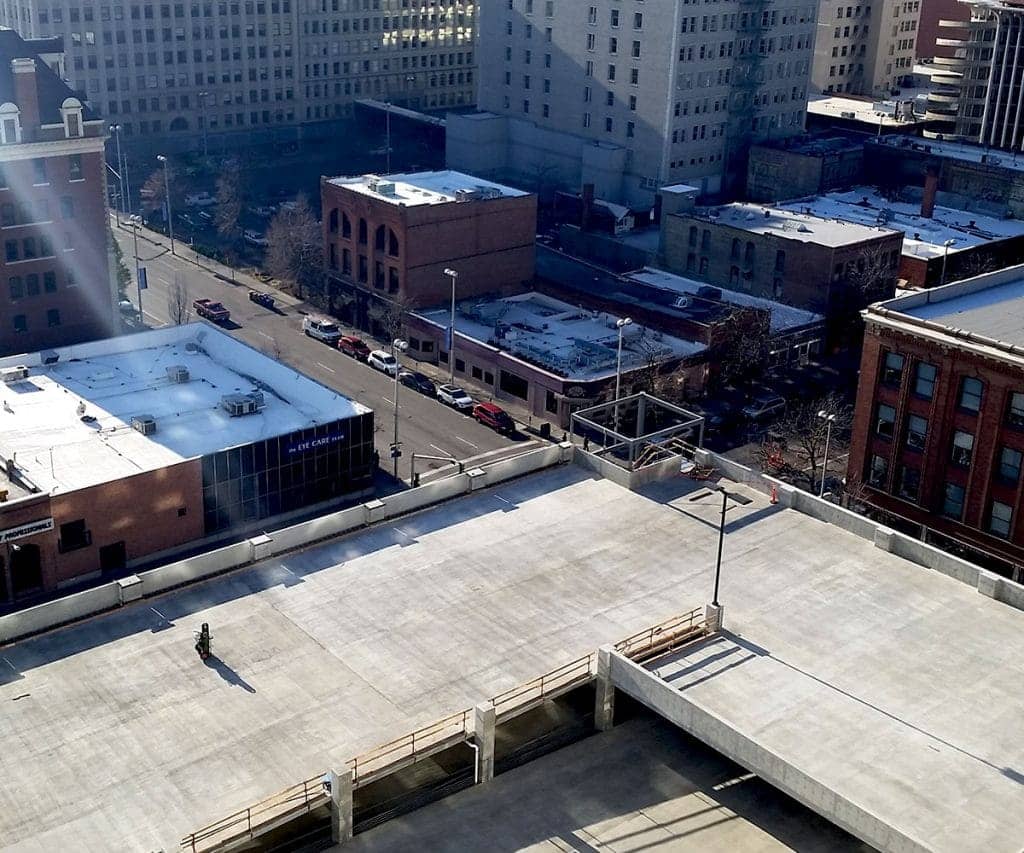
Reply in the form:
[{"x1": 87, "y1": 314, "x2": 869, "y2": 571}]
[
  {"x1": 9, "y1": 544, "x2": 42, "y2": 598},
  {"x1": 99, "y1": 541, "x2": 127, "y2": 573}
]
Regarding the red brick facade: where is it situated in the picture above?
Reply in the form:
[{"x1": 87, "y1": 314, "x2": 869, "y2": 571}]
[{"x1": 848, "y1": 322, "x2": 1024, "y2": 570}]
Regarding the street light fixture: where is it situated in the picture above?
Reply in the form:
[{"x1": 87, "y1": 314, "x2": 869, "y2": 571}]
[
  {"x1": 109, "y1": 124, "x2": 126, "y2": 222},
  {"x1": 817, "y1": 410, "x2": 837, "y2": 498},
  {"x1": 443, "y1": 268, "x2": 459, "y2": 382},
  {"x1": 613, "y1": 317, "x2": 633, "y2": 433},
  {"x1": 198, "y1": 91, "x2": 210, "y2": 158},
  {"x1": 156, "y1": 154, "x2": 175, "y2": 256},
  {"x1": 940, "y1": 238, "x2": 956, "y2": 286},
  {"x1": 391, "y1": 338, "x2": 408, "y2": 480}
]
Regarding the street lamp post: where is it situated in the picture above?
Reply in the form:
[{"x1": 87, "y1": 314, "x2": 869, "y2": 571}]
[
  {"x1": 940, "y1": 238, "x2": 955, "y2": 286},
  {"x1": 199, "y1": 91, "x2": 209, "y2": 159},
  {"x1": 385, "y1": 100, "x2": 392, "y2": 175},
  {"x1": 131, "y1": 217, "x2": 144, "y2": 324},
  {"x1": 391, "y1": 338, "x2": 408, "y2": 480},
  {"x1": 817, "y1": 410, "x2": 837, "y2": 498},
  {"x1": 443, "y1": 268, "x2": 459, "y2": 382},
  {"x1": 712, "y1": 486, "x2": 728, "y2": 607},
  {"x1": 156, "y1": 154, "x2": 175, "y2": 255},
  {"x1": 613, "y1": 317, "x2": 633, "y2": 433},
  {"x1": 110, "y1": 124, "x2": 126, "y2": 223}
]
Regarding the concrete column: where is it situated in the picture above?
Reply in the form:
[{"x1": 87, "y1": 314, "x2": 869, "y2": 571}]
[
  {"x1": 705, "y1": 602, "x2": 724, "y2": 633},
  {"x1": 873, "y1": 526, "x2": 895, "y2": 553},
  {"x1": 594, "y1": 645, "x2": 616, "y2": 732},
  {"x1": 327, "y1": 768, "x2": 354, "y2": 844},
  {"x1": 473, "y1": 703, "x2": 495, "y2": 782}
]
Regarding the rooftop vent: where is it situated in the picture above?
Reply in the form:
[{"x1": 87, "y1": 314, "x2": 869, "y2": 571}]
[
  {"x1": 798, "y1": 224, "x2": 811, "y2": 232},
  {"x1": 184, "y1": 342, "x2": 200, "y2": 353},
  {"x1": 131, "y1": 414, "x2": 157, "y2": 436},
  {"x1": 220, "y1": 391, "x2": 265, "y2": 417},
  {"x1": 455, "y1": 188, "x2": 483, "y2": 202},
  {"x1": 0, "y1": 366, "x2": 29, "y2": 383},
  {"x1": 368, "y1": 177, "x2": 396, "y2": 195},
  {"x1": 166, "y1": 365, "x2": 190, "y2": 383}
]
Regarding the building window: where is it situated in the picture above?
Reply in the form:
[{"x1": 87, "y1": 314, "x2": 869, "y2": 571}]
[
  {"x1": 950, "y1": 430, "x2": 974, "y2": 467},
  {"x1": 1007, "y1": 392, "x2": 1024, "y2": 429},
  {"x1": 905, "y1": 414, "x2": 927, "y2": 451},
  {"x1": 897, "y1": 465, "x2": 920, "y2": 501},
  {"x1": 32, "y1": 159, "x2": 46, "y2": 184},
  {"x1": 47, "y1": 308, "x2": 61, "y2": 327},
  {"x1": 358, "y1": 217, "x2": 367, "y2": 244},
  {"x1": 58, "y1": 518, "x2": 92, "y2": 552},
  {"x1": 342, "y1": 212, "x2": 351, "y2": 238},
  {"x1": 999, "y1": 446, "x2": 1023, "y2": 483},
  {"x1": 989, "y1": 500, "x2": 1013, "y2": 538},
  {"x1": 876, "y1": 403, "x2": 896, "y2": 438},
  {"x1": 942, "y1": 483, "x2": 965, "y2": 520},
  {"x1": 881, "y1": 351, "x2": 904, "y2": 386},
  {"x1": 43, "y1": 271, "x2": 57, "y2": 293},
  {"x1": 867, "y1": 453, "x2": 888, "y2": 487},
  {"x1": 958, "y1": 376, "x2": 983, "y2": 413},
  {"x1": 5, "y1": 240, "x2": 17, "y2": 261},
  {"x1": 60, "y1": 196, "x2": 74, "y2": 219},
  {"x1": 545, "y1": 389, "x2": 558, "y2": 414},
  {"x1": 913, "y1": 361, "x2": 936, "y2": 399},
  {"x1": 455, "y1": 358, "x2": 465, "y2": 373},
  {"x1": 69, "y1": 154, "x2": 83, "y2": 180},
  {"x1": 12, "y1": 314, "x2": 26, "y2": 333},
  {"x1": 8, "y1": 276, "x2": 22, "y2": 298}
]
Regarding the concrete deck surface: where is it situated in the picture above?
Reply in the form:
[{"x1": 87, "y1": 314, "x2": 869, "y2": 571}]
[
  {"x1": 0, "y1": 465, "x2": 1022, "y2": 850},
  {"x1": 341, "y1": 715, "x2": 872, "y2": 853}
]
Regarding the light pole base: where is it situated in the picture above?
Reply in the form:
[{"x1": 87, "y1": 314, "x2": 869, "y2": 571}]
[{"x1": 705, "y1": 602, "x2": 724, "y2": 633}]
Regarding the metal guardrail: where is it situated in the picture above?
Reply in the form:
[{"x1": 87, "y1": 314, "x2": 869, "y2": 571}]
[
  {"x1": 179, "y1": 773, "x2": 328, "y2": 852},
  {"x1": 490, "y1": 653, "x2": 595, "y2": 720},
  {"x1": 615, "y1": 607, "x2": 706, "y2": 663},
  {"x1": 346, "y1": 709, "x2": 471, "y2": 787}
]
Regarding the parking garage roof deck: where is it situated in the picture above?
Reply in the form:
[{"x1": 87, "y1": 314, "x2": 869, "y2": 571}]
[{"x1": 0, "y1": 324, "x2": 369, "y2": 495}]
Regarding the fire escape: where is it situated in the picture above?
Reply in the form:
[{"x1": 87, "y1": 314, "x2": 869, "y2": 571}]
[{"x1": 724, "y1": 0, "x2": 770, "y2": 195}]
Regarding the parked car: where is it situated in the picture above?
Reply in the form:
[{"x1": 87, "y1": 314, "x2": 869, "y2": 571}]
[
  {"x1": 338, "y1": 335, "x2": 371, "y2": 361},
  {"x1": 185, "y1": 191, "x2": 216, "y2": 208},
  {"x1": 193, "y1": 298, "x2": 230, "y2": 323},
  {"x1": 197, "y1": 209, "x2": 214, "y2": 224},
  {"x1": 741, "y1": 392, "x2": 786, "y2": 421},
  {"x1": 437, "y1": 383, "x2": 474, "y2": 411},
  {"x1": 243, "y1": 229, "x2": 268, "y2": 247},
  {"x1": 302, "y1": 316, "x2": 341, "y2": 344},
  {"x1": 398, "y1": 369, "x2": 436, "y2": 395},
  {"x1": 367, "y1": 349, "x2": 399, "y2": 376},
  {"x1": 248, "y1": 290, "x2": 275, "y2": 308},
  {"x1": 118, "y1": 299, "x2": 135, "y2": 316},
  {"x1": 472, "y1": 402, "x2": 515, "y2": 433}
]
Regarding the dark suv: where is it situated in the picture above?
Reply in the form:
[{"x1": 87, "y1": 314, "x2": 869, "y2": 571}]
[{"x1": 399, "y1": 370, "x2": 436, "y2": 395}]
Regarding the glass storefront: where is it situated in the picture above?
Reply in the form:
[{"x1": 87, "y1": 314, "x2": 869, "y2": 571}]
[{"x1": 200, "y1": 413, "x2": 375, "y2": 534}]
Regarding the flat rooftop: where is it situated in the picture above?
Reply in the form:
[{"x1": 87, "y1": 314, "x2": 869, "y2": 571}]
[
  {"x1": 779, "y1": 187, "x2": 1024, "y2": 259},
  {"x1": 807, "y1": 93, "x2": 925, "y2": 127},
  {"x1": 871, "y1": 264, "x2": 1024, "y2": 351},
  {"x1": 414, "y1": 291, "x2": 706, "y2": 381},
  {"x1": 326, "y1": 170, "x2": 529, "y2": 207},
  {"x1": 687, "y1": 201, "x2": 898, "y2": 247},
  {"x1": 754, "y1": 132, "x2": 866, "y2": 157},
  {"x1": 0, "y1": 324, "x2": 368, "y2": 494},
  {"x1": 871, "y1": 133, "x2": 1024, "y2": 174},
  {"x1": 2, "y1": 464, "x2": 1023, "y2": 850}
]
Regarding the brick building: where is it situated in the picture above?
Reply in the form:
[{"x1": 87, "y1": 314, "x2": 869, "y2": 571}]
[
  {"x1": 660, "y1": 202, "x2": 902, "y2": 324},
  {"x1": 0, "y1": 324, "x2": 373, "y2": 604},
  {"x1": 746, "y1": 134, "x2": 866, "y2": 203},
  {"x1": 847, "y1": 266, "x2": 1024, "y2": 574},
  {"x1": 0, "y1": 29, "x2": 114, "y2": 356},
  {"x1": 321, "y1": 170, "x2": 536, "y2": 337}
]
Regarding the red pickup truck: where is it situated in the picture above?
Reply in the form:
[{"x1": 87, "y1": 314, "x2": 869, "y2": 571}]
[{"x1": 193, "y1": 298, "x2": 230, "y2": 323}]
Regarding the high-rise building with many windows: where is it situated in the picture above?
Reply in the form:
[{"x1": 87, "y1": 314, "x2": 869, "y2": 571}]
[
  {"x1": 0, "y1": 1, "x2": 476, "y2": 155},
  {"x1": 448, "y1": 0, "x2": 816, "y2": 205}
]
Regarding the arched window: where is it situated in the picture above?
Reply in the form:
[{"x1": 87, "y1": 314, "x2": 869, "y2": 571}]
[
  {"x1": 60, "y1": 97, "x2": 83, "y2": 138},
  {"x1": 358, "y1": 217, "x2": 367, "y2": 244},
  {"x1": 328, "y1": 208, "x2": 339, "y2": 234},
  {"x1": 374, "y1": 224, "x2": 386, "y2": 252},
  {"x1": 169, "y1": 116, "x2": 189, "y2": 131},
  {"x1": 744, "y1": 241, "x2": 755, "y2": 264},
  {"x1": 342, "y1": 212, "x2": 351, "y2": 239},
  {"x1": 0, "y1": 102, "x2": 21, "y2": 144},
  {"x1": 388, "y1": 228, "x2": 399, "y2": 257}
]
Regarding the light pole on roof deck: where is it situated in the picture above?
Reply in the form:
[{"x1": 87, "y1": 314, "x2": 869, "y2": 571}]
[
  {"x1": 941, "y1": 238, "x2": 956, "y2": 286},
  {"x1": 444, "y1": 267, "x2": 459, "y2": 382},
  {"x1": 817, "y1": 410, "x2": 837, "y2": 498},
  {"x1": 613, "y1": 317, "x2": 633, "y2": 434}
]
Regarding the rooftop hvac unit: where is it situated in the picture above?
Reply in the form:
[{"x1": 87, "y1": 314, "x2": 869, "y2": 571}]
[
  {"x1": 841, "y1": 111, "x2": 856, "y2": 119},
  {"x1": 455, "y1": 188, "x2": 482, "y2": 202},
  {"x1": 0, "y1": 366, "x2": 29, "y2": 383},
  {"x1": 369, "y1": 178, "x2": 396, "y2": 195},
  {"x1": 166, "y1": 365, "x2": 190, "y2": 383},
  {"x1": 131, "y1": 414, "x2": 157, "y2": 436},
  {"x1": 220, "y1": 391, "x2": 264, "y2": 417}
]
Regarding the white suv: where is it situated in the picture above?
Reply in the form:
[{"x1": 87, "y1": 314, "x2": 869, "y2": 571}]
[
  {"x1": 367, "y1": 349, "x2": 399, "y2": 376},
  {"x1": 436, "y1": 383, "x2": 474, "y2": 411},
  {"x1": 302, "y1": 316, "x2": 341, "y2": 344}
]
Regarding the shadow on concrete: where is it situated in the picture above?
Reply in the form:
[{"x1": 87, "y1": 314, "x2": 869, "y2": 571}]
[{"x1": 203, "y1": 654, "x2": 256, "y2": 693}]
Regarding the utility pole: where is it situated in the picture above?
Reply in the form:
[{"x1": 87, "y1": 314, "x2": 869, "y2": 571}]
[{"x1": 157, "y1": 154, "x2": 175, "y2": 255}]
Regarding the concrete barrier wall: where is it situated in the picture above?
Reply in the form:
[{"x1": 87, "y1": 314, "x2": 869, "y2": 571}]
[
  {"x1": 483, "y1": 444, "x2": 567, "y2": 485},
  {"x1": 608, "y1": 652, "x2": 930, "y2": 853},
  {"x1": 376, "y1": 474, "x2": 470, "y2": 518},
  {"x1": 140, "y1": 541, "x2": 254, "y2": 597},
  {"x1": 0, "y1": 582, "x2": 121, "y2": 644}
]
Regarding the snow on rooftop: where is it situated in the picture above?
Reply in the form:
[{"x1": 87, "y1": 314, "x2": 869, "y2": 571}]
[
  {"x1": 414, "y1": 292, "x2": 705, "y2": 381},
  {"x1": 0, "y1": 325, "x2": 368, "y2": 495},
  {"x1": 697, "y1": 201, "x2": 898, "y2": 247},
  {"x1": 327, "y1": 170, "x2": 529, "y2": 207},
  {"x1": 778, "y1": 188, "x2": 1024, "y2": 259},
  {"x1": 871, "y1": 134, "x2": 1024, "y2": 174},
  {"x1": 807, "y1": 93, "x2": 924, "y2": 126},
  {"x1": 627, "y1": 268, "x2": 824, "y2": 334}
]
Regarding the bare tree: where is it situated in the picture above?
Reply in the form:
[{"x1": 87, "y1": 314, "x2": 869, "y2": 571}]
[
  {"x1": 214, "y1": 162, "x2": 244, "y2": 243},
  {"x1": 167, "y1": 274, "x2": 191, "y2": 325},
  {"x1": 844, "y1": 245, "x2": 897, "y2": 304},
  {"x1": 140, "y1": 164, "x2": 184, "y2": 218},
  {"x1": 773, "y1": 393, "x2": 853, "y2": 493},
  {"x1": 368, "y1": 292, "x2": 417, "y2": 342},
  {"x1": 712, "y1": 307, "x2": 771, "y2": 390},
  {"x1": 264, "y1": 195, "x2": 322, "y2": 299},
  {"x1": 953, "y1": 250, "x2": 998, "y2": 283}
]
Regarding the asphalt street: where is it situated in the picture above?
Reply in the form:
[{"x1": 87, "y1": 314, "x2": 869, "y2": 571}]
[{"x1": 112, "y1": 218, "x2": 529, "y2": 485}]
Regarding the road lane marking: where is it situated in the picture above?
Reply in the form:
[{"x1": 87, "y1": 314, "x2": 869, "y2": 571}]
[
  {"x1": 315, "y1": 362, "x2": 335, "y2": 373},
  {"x1": 455, "y1": 436, "x2": 478, "y2": 448},
  {"x1": 258, "y1": 330, "x2": 273, "y2": 339},
  {"x1": 429, "y1": 443, "x2": 450, "y2": 455},
  {"x1": 381, "y1": 396, "x2": 393, "y2": 405},
  {"x1": 492, "y1": 494, "x2": 514, "y2": 505}
]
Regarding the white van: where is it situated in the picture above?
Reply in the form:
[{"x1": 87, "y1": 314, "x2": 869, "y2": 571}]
[
  {"x1": 243, "y1": 229, "x2": 268, "y2": 246},
  {"x1": 302, "y1": 316, "x2": 342, "y2": 344}
]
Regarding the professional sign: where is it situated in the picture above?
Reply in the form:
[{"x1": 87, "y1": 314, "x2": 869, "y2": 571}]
[
  {"x1": 0, "y1": 517, "x2": 54, "y2": 543},
  {"x1": 284, "y1": 429, "x2": 346, "y2": 456}
]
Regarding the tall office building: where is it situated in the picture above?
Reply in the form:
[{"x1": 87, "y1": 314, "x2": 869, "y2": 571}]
[
  {"x1": 811, "y1": 0, "x2": 922, "y2": 96},
  {"x1": 0, "y1": 1, "x2": 477, "y2": 154},
  {"x1": 448, "y1": 0, "x2": 817, "y2": 206},
  {"x1": 924, "y1": 0, "x2": 1024, "y2": 149}
]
